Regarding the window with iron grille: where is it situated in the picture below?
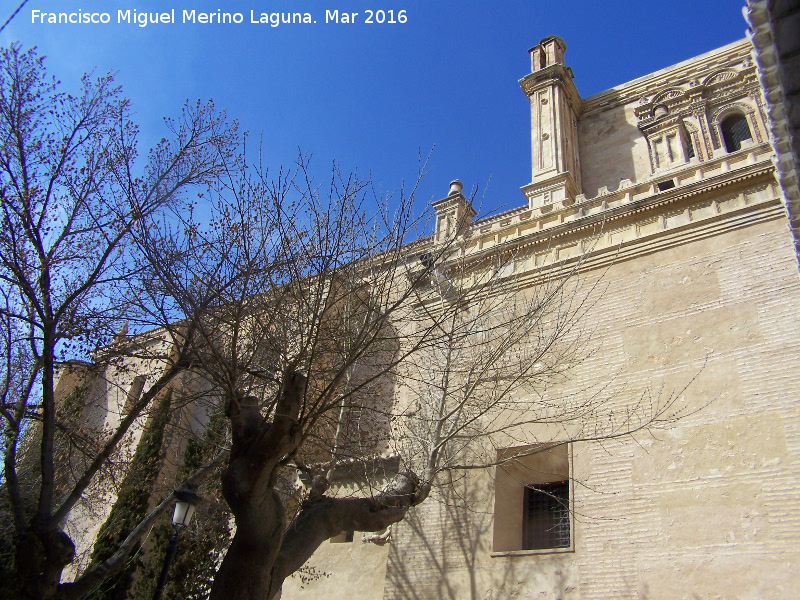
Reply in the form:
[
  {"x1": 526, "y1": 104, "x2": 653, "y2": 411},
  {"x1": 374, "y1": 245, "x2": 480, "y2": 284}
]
[
  {"x1": 523, "y1": 481, "x2": 570, "y2": 550},
  {"x1": 492, "y1": 444, "x2": 571, "y2": 554}
]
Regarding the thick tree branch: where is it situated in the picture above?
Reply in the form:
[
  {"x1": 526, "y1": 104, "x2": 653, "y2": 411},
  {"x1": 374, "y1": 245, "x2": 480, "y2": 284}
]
[{"x1": 266, "y1": 471, "x2": 424, "y2": 599}]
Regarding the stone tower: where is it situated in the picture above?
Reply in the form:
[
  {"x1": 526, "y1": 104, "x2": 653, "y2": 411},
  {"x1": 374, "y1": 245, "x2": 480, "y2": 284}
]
[{"x1": 519, "y1": 36, "x2": 582, "y2": 209}]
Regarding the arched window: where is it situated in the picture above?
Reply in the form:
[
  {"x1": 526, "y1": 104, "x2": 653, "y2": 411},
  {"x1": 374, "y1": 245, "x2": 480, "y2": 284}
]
[{"x1": 721, "y1": 113, "x2": 752, "y2": 152}]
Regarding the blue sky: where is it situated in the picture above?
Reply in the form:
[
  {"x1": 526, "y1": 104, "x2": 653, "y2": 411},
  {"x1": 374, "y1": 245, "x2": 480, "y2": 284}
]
[{"x1": 2, "y1": 1, "x2": 748, "y2": 218}]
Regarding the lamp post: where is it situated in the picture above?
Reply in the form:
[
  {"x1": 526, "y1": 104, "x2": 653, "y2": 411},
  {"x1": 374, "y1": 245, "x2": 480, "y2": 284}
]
[{"x1": 152, "y1": 489, "x2": 202, "y2": 600}]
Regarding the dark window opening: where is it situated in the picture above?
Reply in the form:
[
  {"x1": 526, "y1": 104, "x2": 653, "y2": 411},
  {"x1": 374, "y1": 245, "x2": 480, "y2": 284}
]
[
  {"x1": 686, "y1": 136, "x2": 695, "y2": 159},
  {"x1": 657, "y1": 179, "x2": 676, "y2": 191},
  {"x1": 419, "y1": 252, "x2": 434, "y2": 269},
  {"x1": 523, "y1": 481, "x2": 570, "y2": 550},
  {"x1": 331, "y1": 530, "x2": 354, "y2": 543},
  {"x1": 721, "y1": 114, "x2": 752, "y2": 152}
]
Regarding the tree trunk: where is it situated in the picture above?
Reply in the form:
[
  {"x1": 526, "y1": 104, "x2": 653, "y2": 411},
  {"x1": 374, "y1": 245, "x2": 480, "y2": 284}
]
[
  {"x1": 209, "y1": 490, "x2": 286, "y2": 600},
  {"x1": 17, "y1": 527, "x2": 75, "y2": 600},
  {"x1": 208, "y1": 371, "x2": 429, "y2": 600},
  {"x1": 209, "y1": 372, "x2": 305, "y2": 600},
  {"x1": 210, "y1": 469, "x2": 426, "y2": 600}
]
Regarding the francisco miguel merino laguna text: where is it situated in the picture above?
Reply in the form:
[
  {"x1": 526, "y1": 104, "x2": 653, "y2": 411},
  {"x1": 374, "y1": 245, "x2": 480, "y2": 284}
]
[
  {"x1": 31, "y1": 9, "x2": 317, "y2": 27},
  {"x1": 32, "y1": 8, "x2": 408, "y2": 26}
]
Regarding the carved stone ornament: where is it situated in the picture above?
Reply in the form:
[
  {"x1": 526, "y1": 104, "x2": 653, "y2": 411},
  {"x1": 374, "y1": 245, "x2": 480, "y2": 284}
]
[{"x1": 703, "y1": 69, "x2": 739, "y2": 87}]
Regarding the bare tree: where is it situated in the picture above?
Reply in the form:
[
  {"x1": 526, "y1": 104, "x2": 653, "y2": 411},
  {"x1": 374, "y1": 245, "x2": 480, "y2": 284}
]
[
  {"x1": 0, "y1": 44, "x2": 238, "y2": 599},
  {"x1": 128, "y1": 152, "x2": 440, "y2": 600},
  {"x1": 125, "y1": 149, "x2": 691, "y2": 600},
  {"x1": 0, "y1": 42, "x2": 693, "y2": 600}
]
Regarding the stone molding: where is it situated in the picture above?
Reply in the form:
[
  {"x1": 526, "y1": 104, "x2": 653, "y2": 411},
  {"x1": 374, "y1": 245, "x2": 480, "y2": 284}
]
[
  {"x1": 425, "y1": 148, "x2": 780, "y2": 287},
  {"x1": 519, "y1": 64, "x2": 582, "y2": 116},
  {"x1": 744, "y1": 0, "x2": 800, "y2": 270}
]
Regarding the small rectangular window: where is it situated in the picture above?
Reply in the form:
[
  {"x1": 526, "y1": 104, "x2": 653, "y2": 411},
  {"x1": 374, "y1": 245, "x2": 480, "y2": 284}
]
[
  {"x1": 523, "y1": 481, "x2": 570, "y2": 550},
  {"x1": 492, "y1": 444, "x2": 572, "y2": 554},
  {"x1": 657, "y1": 179, "x2": 676, "y2": 191},
  {"x1": 330, "y1": 530, "x2": 354, "y2": 543}
]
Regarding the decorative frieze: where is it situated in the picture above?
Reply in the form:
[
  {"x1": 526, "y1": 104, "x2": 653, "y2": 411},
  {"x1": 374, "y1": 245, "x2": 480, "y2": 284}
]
[{"x1": 449, "y1": 148, "x2": 778, "y2": 277}]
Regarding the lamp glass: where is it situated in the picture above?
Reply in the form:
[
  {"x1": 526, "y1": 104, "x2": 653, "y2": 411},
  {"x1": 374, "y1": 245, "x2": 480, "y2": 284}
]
[{"x1": 172, "y1": 500, "x2": 196, "y2": 526}]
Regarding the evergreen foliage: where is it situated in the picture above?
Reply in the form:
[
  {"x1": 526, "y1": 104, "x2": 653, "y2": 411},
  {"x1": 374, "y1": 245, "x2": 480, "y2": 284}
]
[
  {"x1": 85, "y1": 387, "x2": 173, "y2": 600},
  {"x1": 130, "y1": 410, "x2": 231, "y2": 600}
]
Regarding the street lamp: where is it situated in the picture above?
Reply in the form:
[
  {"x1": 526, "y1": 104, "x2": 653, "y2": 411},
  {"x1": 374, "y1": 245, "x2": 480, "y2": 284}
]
[
  {"x1": 171, "y1": 489, "x2": 201, "y2": 526},
  {"x1": 152, "y1": 489, "x2": 202, "y2": 600}
]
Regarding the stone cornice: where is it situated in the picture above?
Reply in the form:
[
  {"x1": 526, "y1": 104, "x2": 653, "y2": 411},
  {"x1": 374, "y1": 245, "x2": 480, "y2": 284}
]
[
  {"x1": 439, "y1": 148, "x2": 778, "y2": 274},
  {"x1": 415, "y1": 194, "x2": 783, "y2": 312},
  {"x1": 410, "y1": 176, "x2": 782, "y2": 311},
  {"x1": 467, "y1": 144, "x2": 767, "y2": 230},
  {"x1": 519, "y1": 63, "x2": 582, "y2": 113},
  {"x1": 580, "y1": 39, "x2": 753, "y2": 118}
]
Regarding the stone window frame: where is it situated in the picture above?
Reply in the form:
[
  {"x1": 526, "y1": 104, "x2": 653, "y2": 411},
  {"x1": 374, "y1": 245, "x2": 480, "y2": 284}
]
[
  {"x1": 635, "y1": 65, "x2": 768, "y2": 167},
  {"x1": 709, "y1": 102, "x2": 761, "y2": 154},
  {"x1": 491, "y1": 443, "x2": 574, "y2": 557},
  {"x1": 643, "y1": 118, "x2": 697, "y2": 174}
]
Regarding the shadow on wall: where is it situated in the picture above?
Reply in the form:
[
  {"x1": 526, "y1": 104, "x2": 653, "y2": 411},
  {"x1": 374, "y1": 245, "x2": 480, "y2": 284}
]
[
  {"x1": 384, "y1": 470, "x2": 490, "y2": 600},
  {"x1": 383, "y1": 471, "x2": 575, "y2": 600},
  {"x1": 578, "y1": 96, "x2": 642, "y2": 200}
]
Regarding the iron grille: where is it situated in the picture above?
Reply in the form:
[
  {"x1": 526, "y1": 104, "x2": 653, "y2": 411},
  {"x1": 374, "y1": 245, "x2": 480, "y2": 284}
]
[{"x1": 523, "y1": 481, "x2": 570, "y2": 550}]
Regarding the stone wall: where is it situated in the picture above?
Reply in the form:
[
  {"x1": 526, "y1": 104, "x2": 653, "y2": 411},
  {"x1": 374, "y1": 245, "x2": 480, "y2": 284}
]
[
  {"x1": 370, "y1": 190, "x2": 800, "y2": 600},
  {"x1": 283, "y1": 35, "x2": 800, "y2": 600}
]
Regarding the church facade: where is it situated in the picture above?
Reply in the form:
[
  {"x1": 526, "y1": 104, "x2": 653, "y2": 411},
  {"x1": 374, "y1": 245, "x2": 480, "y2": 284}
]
[{"x1": 282, "y1": 36, "x2": 800, "y2": 600}]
